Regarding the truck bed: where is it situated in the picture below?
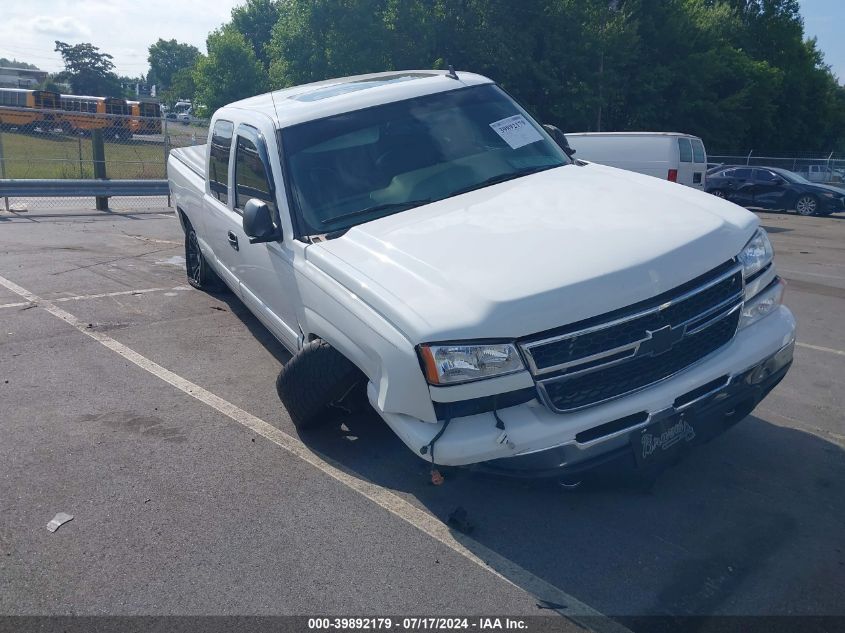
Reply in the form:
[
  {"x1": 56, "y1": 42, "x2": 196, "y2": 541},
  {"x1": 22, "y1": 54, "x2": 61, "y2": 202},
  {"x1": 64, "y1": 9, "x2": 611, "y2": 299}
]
[{"x1": 170, "y1": 145, "x2": 206, "y2": 178}]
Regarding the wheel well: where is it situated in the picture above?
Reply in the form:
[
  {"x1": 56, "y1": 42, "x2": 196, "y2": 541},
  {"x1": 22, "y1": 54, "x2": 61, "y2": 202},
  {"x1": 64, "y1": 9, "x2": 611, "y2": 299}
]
[
  {"x1": 176, "y1": 207, "x2": 190, "y2": 232},
  {"x1": 301, "y1": 333, "x2": 369, "y2": 384}
]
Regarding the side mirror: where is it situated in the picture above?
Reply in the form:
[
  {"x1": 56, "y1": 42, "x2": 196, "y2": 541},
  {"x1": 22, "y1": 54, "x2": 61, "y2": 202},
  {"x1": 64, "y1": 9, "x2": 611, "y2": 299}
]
[
  {"x1": 243, "y1": 198, "x2": 281, "y2": 244},
  {"x1": 542, "y1": 124, "x2": 576, "y2": 158}
]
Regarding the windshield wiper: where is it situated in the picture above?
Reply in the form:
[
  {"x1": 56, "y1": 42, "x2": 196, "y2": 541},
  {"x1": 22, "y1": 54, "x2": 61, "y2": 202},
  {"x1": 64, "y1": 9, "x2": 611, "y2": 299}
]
[
  {"x1": 449, "y1": 164, "x2": 562, "y2": 198},
  {"x1": 321, "y1": 198, "x2": 433, "y2": 225}
]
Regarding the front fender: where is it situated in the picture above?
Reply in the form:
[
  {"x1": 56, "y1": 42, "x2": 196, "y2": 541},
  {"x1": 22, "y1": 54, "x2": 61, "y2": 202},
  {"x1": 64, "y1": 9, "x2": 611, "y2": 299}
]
[{"x1": 297, "y1": 263, "x2": 437, "y2": 423}]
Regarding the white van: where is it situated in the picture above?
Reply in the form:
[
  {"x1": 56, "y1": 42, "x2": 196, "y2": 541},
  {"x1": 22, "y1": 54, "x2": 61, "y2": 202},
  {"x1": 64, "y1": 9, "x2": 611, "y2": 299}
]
[{"x1": 565, "y1": 132, "x2": 708, "y2": 190}]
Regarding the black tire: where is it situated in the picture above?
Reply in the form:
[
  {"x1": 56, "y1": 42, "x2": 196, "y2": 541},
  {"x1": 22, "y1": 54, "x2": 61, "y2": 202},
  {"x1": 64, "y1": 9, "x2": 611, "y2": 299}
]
[
  {"x1": 276, "y1": 339, "x2": 365, "y2": 430},
  {"x1": 184, "y1": 222, "x2": 224, "y2": 291},
  {"x1": 795, "y1": 194, "x2": 819, "y2": 216}
]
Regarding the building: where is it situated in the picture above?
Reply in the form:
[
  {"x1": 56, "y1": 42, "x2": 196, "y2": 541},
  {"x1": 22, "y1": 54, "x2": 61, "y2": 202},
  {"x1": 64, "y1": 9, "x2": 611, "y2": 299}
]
[{"x1": 0, "y1": 66, "x2": 48, "y2": 89}]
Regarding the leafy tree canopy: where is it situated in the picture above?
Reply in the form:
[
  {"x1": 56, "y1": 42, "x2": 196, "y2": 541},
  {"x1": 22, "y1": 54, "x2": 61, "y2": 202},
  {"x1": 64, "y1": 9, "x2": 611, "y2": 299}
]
[
  {"x1": 0, "y1": 57, "x2": 40, "y2": 70},
  {"x1": 193, "y1": 27, "x2": 266, "y2": 115},
  {"x1": 203, "y1": 0, "x2": 844, "y2": 152},
  {"x1": 54, "y1": 41, "x2": 123, "y2": 97},
  {"x1": 147, "y1": 39, "x2": 200, "y2": 89},
  {"x1": 231, "y1": 0, "x2": 281, "y2": 68}
]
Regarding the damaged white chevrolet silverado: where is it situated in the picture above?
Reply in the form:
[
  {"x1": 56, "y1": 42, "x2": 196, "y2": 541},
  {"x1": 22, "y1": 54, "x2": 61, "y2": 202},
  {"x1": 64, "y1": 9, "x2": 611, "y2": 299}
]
[{"x1": 167, "y1": 70, "x2": 796, "y2": 478}]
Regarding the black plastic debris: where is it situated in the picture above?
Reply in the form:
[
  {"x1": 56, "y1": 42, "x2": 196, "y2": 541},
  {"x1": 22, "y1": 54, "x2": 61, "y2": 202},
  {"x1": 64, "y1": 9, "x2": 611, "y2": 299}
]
[{"x1": 447, "y1": 506, "x2": 474, "y2": 534}]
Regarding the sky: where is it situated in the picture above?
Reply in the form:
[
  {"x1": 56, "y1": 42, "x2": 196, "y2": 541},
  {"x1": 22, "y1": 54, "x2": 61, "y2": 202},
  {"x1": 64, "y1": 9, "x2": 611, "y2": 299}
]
[{"x1": 0, "y1": 0, "x2": 842, "y2": 83}]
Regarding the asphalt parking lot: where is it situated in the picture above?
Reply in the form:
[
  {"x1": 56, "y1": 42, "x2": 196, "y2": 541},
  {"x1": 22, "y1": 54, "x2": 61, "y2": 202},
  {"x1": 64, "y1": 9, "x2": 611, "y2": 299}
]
[{"x1": 1, "y1": 202, "x2": 843, "y2": 631}]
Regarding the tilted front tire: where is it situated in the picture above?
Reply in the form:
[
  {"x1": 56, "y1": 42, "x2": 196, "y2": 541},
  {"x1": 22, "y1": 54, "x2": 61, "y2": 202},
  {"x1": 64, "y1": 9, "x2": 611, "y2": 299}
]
[{"x1": 276, "y1": 339, "x2": 365, "y2": 430}]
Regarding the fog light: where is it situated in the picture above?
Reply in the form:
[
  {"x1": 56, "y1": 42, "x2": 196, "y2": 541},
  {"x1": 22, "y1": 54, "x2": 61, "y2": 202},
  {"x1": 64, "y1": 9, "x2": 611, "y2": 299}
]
[{"x1": 739, "y1": 278, "x2": 784, "y2": 330}]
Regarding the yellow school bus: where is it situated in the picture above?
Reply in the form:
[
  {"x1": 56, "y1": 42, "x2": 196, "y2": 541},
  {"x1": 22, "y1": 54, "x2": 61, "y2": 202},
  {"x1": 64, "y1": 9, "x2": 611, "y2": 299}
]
[
  {"x1": 56, "y1": 95, "x2": 134, "y2": 138},
  {"x1": 128, "y1": 100, "x2": 162, "y2": 135},
  {"x1": 0, "y1": 88, "x2": 60, "y2": 130}
]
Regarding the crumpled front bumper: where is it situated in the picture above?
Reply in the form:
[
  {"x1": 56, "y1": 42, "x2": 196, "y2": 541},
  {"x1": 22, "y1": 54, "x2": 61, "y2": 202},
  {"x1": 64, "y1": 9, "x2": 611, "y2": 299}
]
[
  {"x1": 474, "y1": 338, "x2": 794, "y2": 479},
  {"x1": 374, "y1": 305, "x2": 796, "y2": 470}
]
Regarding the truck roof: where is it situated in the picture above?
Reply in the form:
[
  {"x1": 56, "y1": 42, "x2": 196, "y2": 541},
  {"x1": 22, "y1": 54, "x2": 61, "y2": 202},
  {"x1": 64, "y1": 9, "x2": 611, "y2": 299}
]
[
  {"x1": 566, "y1": 132, "x2": 702, "y2": 139},
  {"x1": 221, "y1": 70, "x2": 494, "y2": 128}
]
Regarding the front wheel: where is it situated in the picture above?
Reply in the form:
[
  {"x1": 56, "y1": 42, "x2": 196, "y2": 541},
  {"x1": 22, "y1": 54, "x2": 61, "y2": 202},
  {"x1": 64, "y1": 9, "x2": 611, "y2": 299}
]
[
  {"x1": 795, "y1": 195, "x2": 819, "y2": 216},
  {"x1": 276, "y1": 339, "x2": 366, "y2": 430},
  {"x1": 185, "y1": 225, "x2": 224, "y2": 291}
]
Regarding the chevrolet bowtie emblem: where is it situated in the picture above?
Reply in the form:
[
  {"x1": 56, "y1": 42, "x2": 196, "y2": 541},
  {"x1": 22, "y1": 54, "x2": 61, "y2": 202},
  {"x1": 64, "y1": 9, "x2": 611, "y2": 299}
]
[{"x1": 639, "y1": 324, "x2": 685, "y2": 357}]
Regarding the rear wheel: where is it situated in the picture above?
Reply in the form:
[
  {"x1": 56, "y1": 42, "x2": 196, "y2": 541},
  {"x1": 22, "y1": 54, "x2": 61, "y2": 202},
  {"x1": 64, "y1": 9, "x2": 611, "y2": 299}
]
[
  {"x1": 795, "y1": 195, "x2": 819, "y2": 216},
  {"x1": 276, "y1": 339, "x2": 366, "y2": 430},
  {"x1": 184, "y1": 222, "x2": 224, "y2": 291},
  {"x1": 710, "y1": 189, "x2": 726, "y2": 199}
]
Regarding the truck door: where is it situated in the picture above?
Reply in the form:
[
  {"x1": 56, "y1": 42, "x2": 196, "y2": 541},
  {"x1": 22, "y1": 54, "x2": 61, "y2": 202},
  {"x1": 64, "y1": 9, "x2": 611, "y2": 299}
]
[
  {"x1": 690, "y1": 138, "x2": 707, "y2": 190},
  {"x1": 226, "y1": 124, "x2": 302, "y2": 351},
  {"x1": 202, "y1": 118, "x2": 242, "y2": 294},
  {"x1": 676, "y1": 137, "x2": 694, "y2": 187}
]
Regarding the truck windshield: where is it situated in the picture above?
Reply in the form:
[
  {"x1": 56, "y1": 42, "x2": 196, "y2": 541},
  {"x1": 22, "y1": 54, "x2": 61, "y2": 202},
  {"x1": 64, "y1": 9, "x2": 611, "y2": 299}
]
[{"x1": 280, "y1": 84, "x2": 569, "y2": 235}]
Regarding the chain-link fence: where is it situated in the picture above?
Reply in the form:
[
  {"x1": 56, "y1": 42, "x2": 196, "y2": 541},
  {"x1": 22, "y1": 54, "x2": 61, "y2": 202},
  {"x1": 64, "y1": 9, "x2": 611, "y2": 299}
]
[
  {"x1": 0, "y1": 106, "x2": 208, "y2": 211},
  {"x1": 708, "y1": 153, "x2": 845, "y2": 185}
]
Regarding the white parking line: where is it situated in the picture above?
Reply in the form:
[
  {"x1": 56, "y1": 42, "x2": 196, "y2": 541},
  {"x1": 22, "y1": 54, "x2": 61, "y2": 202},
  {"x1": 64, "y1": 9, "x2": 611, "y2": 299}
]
[
  {"x1": 796, "y1": 341, "x2": 845, "y2": 357},
  {"x1": 0, "y1": 272, "x2": 628, "y2": 633},
  {"x1": 780, "y1": 268, "x2": 844, "y2": 281},
  {"x1": 0, "y1": 286, "x2": 189, "y2": 310}
]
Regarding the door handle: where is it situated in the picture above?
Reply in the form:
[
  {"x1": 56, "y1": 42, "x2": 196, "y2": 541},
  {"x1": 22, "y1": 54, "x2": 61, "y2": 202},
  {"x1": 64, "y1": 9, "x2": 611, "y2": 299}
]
[{"x1": 227, "y1": 231, "x2": 239, "y2": 251}]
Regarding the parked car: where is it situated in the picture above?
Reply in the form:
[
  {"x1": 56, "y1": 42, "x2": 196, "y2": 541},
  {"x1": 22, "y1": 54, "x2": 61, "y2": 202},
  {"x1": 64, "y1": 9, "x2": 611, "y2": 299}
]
[
  {"x1": 796, "y1": 164, "x2": 843, "y2": 184},
  {"x1": 168, "y1": 70, "x2": 795, "y2": 480},
  {"x1": 707, "y1": 166, "x2": 845, "y2": 216},
  {"x1": 565, "y1": 132, "x2": 708, "y2": 190}
]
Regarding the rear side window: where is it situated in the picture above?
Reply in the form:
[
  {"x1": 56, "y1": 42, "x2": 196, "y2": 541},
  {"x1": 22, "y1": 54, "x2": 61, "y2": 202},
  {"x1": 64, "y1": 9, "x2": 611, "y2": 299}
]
[
  {"x1": 234, "y1": 135, "x2": 276, "y2": 215},
  {"x1": 209, "y1": 120, "x2": 234, "y2": 203},
  {"x1": 754, "y1": 169, "x2": 778, "y2": 182},
  {"x1": 678, "y1": 138, "x2": 692, "y2": 163},
  {"x1": 691, "y1": 139, "x2": 705, "y2": 163}
]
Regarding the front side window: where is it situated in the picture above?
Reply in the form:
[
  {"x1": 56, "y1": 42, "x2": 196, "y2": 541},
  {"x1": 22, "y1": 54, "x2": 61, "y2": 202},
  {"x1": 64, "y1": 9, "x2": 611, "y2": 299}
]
[
  {"x1": 733, "y1": 168, "x2": 752, "y2": 179},
  {"x1": 234, "y1": 134, "x2": 276, "y2": 215},
  {"x1": 678, "y1": 138, "x2": 693, "y2": 162},
  {"x1": 209, "y1": 120, "x2": 233, "y2": 203},
  {"x1": 281, "y1": 84, "x2": 569, "y2": 235}
]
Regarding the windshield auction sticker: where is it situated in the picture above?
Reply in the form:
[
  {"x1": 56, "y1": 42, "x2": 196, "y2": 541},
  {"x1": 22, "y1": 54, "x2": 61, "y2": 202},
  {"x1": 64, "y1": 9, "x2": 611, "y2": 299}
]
[{"x1": 489, "y1": 115, "x2": 544, "y2": 149}]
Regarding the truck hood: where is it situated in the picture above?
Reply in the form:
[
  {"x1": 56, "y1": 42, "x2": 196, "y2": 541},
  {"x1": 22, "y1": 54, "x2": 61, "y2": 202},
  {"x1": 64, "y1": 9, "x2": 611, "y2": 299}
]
[{"x1": 307, "y1": 163, "x2": 757, "y2": 342}]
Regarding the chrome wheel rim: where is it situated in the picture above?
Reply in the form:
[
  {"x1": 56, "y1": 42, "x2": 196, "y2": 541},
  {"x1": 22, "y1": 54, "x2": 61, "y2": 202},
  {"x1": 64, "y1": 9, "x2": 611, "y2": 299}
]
[
  {"x1": 712, "y1": 190, "x2": 725, "y2": 198},
  {"x1": 796, "y1": 196, "x2": 817, "y2": 215}
]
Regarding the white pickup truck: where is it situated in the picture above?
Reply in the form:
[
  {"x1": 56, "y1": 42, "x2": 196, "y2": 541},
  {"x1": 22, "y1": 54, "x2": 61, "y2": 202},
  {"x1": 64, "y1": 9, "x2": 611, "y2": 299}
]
[{"x1": 168, "y1": 70, "x2": 796, "y2": 479}]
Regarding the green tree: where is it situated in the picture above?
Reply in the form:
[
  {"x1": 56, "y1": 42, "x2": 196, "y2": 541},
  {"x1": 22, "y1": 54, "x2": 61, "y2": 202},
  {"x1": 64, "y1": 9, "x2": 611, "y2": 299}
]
[
  {"x1": 54, "y1": 41, "x2": 122, "y2": 96},
  {"x1": 147, "y1": 39, "x2": 200, "y2": 89},
  {"x1": 194, "y1": 27, "x2": 267, "y2": 115},
  {"x1": 164, "y1": 67, "x2": 197, "y2": 104},
  {"x1": 0, "y1": 57, "x2": 40, "y2": 70},
  {"x1": 231, "y1": 0, "x2": 281, "y2": 68}
]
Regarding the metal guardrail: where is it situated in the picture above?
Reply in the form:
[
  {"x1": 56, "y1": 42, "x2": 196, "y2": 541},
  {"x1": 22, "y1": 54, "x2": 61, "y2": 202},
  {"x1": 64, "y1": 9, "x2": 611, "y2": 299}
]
[{"x1": 0, "y1": 178, "x2": 168, "y2": 197}]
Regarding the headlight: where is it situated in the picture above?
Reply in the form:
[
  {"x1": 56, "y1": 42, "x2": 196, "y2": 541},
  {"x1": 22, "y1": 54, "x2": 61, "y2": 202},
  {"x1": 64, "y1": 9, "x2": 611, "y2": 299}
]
[
  {"x1": 418, "y1": 342, "x2": 524, "y2": 385},
  {"x1": 739, "y1": 278, "x2": 784, "y2": 329},
  {"x1": 737, "y1": 228, "x2": 774, "y2": 279}
]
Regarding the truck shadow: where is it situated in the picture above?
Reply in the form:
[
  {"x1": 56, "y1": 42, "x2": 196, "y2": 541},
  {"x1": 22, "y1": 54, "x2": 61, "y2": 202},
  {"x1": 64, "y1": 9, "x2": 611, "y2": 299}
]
[
  {"x1": 221, "y1": 292, "x2": 845, "y2": 627},
  {"x1": 304, "y1": 409, "x2": 845, "y2": 627}
]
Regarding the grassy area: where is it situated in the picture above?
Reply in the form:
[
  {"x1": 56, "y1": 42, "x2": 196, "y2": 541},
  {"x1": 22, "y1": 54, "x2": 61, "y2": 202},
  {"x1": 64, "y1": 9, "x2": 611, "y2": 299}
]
[{"x1": 0, "y1": 129, "x2": 173, "y2": 179}]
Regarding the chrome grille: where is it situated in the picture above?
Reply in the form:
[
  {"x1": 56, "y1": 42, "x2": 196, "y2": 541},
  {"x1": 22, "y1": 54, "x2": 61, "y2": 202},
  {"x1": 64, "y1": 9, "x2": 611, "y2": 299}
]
[{"x1": 519, "y1": 262, "x2": 744, "y2": 412}]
